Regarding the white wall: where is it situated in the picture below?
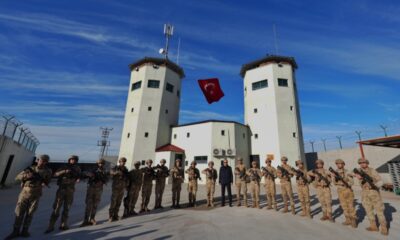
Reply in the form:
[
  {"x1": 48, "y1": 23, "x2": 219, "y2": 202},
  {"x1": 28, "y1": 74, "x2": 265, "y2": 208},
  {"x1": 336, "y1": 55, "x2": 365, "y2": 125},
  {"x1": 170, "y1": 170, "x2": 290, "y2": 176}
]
[{"x1": 0, "y1": 136, "x2": 35, "y2": 185}]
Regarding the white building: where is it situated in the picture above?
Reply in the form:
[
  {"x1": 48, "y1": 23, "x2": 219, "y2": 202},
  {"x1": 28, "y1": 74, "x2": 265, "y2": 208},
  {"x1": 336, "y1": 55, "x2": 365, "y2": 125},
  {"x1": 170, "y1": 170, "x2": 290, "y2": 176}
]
[
  {"x1": 119, "y1": 55, "x2": 305, "y2": 181},
  {"x1": 241, "y1": 55, "x2": 306, "y2": 168}
]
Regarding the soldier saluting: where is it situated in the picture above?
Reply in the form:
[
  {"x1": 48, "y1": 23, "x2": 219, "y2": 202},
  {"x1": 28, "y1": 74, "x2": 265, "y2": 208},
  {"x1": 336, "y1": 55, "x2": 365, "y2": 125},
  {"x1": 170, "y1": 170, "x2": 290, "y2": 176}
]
[
  {"x1": 354, "y1": 158, "x2": 388, "y2": 235},
  {"x1": 185, "y1": 161, "x2": 201, "y2": 207},
  {"x1": 202, "y1": 161, "x2": 218, "y2": 207},
  {"x1": 80, "y1": 159, "x2": 108, "y2": 227},
  {"x1": 5, "y1": 154, "x2": 52, "y2": 239},
  {"x1": 108, "y1": 157, "x2": 128, "y2": 222},
  {"x1": 170, "y1": 159, "x2": 184, "y2": 208},
  {"x1": 45, "y1": 155, "x2": 81, "y2": 233},
  {"x1": 154, "y1": 159, "x2": 169, "y2": 209}
]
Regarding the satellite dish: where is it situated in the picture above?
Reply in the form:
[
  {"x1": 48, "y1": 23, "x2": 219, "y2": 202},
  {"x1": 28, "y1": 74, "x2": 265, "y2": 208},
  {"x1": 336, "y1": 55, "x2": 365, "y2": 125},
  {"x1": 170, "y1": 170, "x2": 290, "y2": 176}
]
[{"x1": 159, "y1": 48, "x2": 166, "y2": 55}]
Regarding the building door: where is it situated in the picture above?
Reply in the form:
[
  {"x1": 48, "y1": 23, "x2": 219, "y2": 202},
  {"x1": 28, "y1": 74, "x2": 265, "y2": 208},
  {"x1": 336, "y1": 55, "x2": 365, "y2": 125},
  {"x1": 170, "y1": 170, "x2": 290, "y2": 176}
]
[
  {"x1": 1, "y1": 155, "x2": 14, "y2": 186},
  {"x1": 250, "y1": 155, "x2": 260, "y2": 168}
]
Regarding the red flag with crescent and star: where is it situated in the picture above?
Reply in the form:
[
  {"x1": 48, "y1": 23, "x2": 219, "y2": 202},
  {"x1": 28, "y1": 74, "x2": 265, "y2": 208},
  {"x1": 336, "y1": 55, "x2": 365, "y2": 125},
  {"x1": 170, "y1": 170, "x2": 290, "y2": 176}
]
[{"x1": 198, "y1": 78, "x2": 225, "y2": 104}]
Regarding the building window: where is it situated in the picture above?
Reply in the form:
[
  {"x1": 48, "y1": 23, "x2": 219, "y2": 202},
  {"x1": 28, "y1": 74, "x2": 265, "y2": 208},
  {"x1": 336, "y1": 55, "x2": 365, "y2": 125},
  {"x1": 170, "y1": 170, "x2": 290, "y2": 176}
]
[
  {"x1": 174, "y1": 134, "x2": 177, "y2": 139},
  {"x1": 221, "y1": 130, "x2": 225, "y2": 136},
  {"x1": 290, "y1": 106, "x2": 293, "y2": 111},
  {"x1": 166, "y1": 82, "x2": 174, "y2": 93},
  {"x1": 293, "y1": 132, "x2": 296, "y2": 138},
  {"x1": 145, "y1": 132, "x2": 149, "y2": 137},
  {"x1": 194, "y1": 156, "x2": 208, "y2": 164},
  {"x1": 165, "y1": 109, "x2": 168, "y2": 114},
  {"x1": 141, "y1": 160, "x2": 145, "y2": 165},
  {"x1": 131, "y1": 108, "x2": 134, "y2": 112},
  {"x1": 252, "y1": 80, "x2": 268, "y2": 90},
  {"x1": 148, "y1": 106, "x2": 152, "y2": 111},
  {"x1": 243, "y1": 133, "x2": 245, "y2": 138},
  {"x1": 278, "y1": 78, "x2": 288, "y2": 87},
  {"x1": 278, "y1": 63, "x2": 283, "y2": 68},
  {"x1": 255, "y1": 134, "x2": 258, "y2": 139},
  {"x1": 254, "y1": 108, "x2": 258, "y2": 113},
  {"x1": 148, "y1": 80, "x2": 160, "y2": 88},
  {"x1": 187, "y1": 132, "x2": 190, "y2": 138},
  {"x1": 127, "y1": 133, "x2": 130, "y2": 138},
  {"x1": 131, "y1": 81, "x2": 142, "y2": 91}
]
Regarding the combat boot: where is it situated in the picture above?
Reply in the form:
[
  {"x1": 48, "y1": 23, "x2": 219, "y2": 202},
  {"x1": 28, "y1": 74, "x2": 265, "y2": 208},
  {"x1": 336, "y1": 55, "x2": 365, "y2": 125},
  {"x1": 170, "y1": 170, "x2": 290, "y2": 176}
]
[
  {"x1": 350, "y1": 217, "x2": 357, "y2": 228},
  {"x1": 90, "y1": 218, "x2": 97, "y2": 225},
  {"x1": 5, "y1": 227, "x2": 20, "y2": 239},
  {"x1": 282, "y1": 205, "x2": 288, "y2": 213},
  {"x1": 44, "y1": 218, "x2": 56, "y2": 234},
  {"x1": 274, "y1": 203, "x2": 278, "y2": 211},
  {"x1": 256, "y1": 202, "x2": 261, "y2": 209},
  {"x1": 366, "y1": 221, "x2": 378, "y2": 232},
  {"x1": 342, "y1": 216, "x2": 351, "y2": 226},
  {"x1": 327, "y1": 213, "x2": 334, "y2": 223},
  {"x1": 266, "y1": 205, "x2": 273, "y2": 210},
  {"x1": 291, "y1": 205, "x2": 296, "y2": 215},
  {"x1": 59, "y1": 222, "x2": 69, "y2": 231},
  {"x1": 380, "y1": 226, "x2": 388, "y2": 236},
  {"x1": 20, "y1": 228, "x2": 31, "y2": 238},
  {"x1": 300, "y1": 206, "x2": 306, "y2": 216},
  {"x1": 320, "y1": 212, "x2": 328, "y2": 221}
]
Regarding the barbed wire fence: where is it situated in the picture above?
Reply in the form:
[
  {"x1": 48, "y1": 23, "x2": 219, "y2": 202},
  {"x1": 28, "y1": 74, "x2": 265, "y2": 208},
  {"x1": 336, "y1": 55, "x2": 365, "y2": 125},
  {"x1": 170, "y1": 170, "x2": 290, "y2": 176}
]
[
  {"x1": 304, "y1": 123, "x2": 400, "y2": 153},
  {"x1": 0, "y1": 113, "x2": 39, "y2": 153}
]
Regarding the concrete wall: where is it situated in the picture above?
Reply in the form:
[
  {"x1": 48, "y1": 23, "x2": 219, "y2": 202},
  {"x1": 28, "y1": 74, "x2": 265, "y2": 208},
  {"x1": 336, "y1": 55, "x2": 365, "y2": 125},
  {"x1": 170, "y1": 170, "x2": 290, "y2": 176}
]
[
  {"x1": 0, "y1": 136, "x2": 35, "y2": 186},
  {"x1": 305, "y1": 145, "x2": 400, "y2": 184}
]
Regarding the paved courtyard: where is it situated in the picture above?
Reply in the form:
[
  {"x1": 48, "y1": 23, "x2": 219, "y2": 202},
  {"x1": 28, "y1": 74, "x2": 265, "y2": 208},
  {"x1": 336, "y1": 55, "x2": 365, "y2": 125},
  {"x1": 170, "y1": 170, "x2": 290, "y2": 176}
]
[{"x1": 0, "y1": 181, "x2": 398, "y2": 240}]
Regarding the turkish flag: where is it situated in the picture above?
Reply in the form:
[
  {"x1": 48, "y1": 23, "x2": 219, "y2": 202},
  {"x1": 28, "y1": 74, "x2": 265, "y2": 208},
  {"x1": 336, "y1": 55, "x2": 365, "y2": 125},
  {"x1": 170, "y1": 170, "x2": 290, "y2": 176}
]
[{"x1": 198, "y1": 78, "x2": 225, "y2": 104}]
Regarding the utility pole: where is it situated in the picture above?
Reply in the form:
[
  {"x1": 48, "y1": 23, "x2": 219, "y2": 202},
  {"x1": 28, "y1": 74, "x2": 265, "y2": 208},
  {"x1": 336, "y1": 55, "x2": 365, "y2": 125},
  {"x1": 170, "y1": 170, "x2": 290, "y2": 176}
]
[
  {"x1": 336, "y1": 136, "x2": 343, "y2": 149},
  {"x1": 97, "y1": 127, "x2": 113, "y2": 158},
  {"x1": 355, "y1": 131, "x2": 362, "y2": 141},
  {"x1": 380, "y1": 125, "x2": 388, "y2": 137},
  {"x1": 321, "y1": 138, "x2": 327, "y2": 152},
  {"x1": 309, "y1": 140, "x2": 315, "y2": 152}
]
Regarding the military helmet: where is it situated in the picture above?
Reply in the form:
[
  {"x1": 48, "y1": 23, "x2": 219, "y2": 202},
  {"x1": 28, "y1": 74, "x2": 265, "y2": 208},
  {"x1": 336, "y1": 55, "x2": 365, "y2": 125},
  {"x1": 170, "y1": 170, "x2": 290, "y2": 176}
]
[
  {"x1": 357, "y1": 158, "x2": 369, "y2": 164},
  {"x1": 335, "y1": 159, "x2": 345, "y2": 165},
  {"x1": 265, "y1": 158, "x2": 272, "y2": 163},
  {"x1": 160, "y1": 159, "x2": 166, "y2": 164},
  {"x1": 146, "y1": 159, "x2": 153, "y2": 164},
  {"x1": 237, "y1": 157, "x2": 243, "y2": 162},
  {"x1": 191, "y1": 160, "x2": 197, "y2": 165},
  {"x1": 134, "y1": 160, "x2": 141, "y2": 165},
  {"x1": 281, "y1": 156, "x2": 288, "y2": 162},
  {"x1": 315, "y1": 159, "x2": 324, "y2": 165},
  {"x1": 97, "y1": 159, "x2": 106, "y2": 164},
  {"x1": 39, "y1": 154, "x2": 50, "y2": 162},
  {"x1": 295, "y1": 160, "x2": 303, "y2": 166},
  {"x1": 68, "y1": 155, "x2": 79, "y2": 162},
  {"x1": 208, "y1": 161, "x2": 214, "y2": 166}
]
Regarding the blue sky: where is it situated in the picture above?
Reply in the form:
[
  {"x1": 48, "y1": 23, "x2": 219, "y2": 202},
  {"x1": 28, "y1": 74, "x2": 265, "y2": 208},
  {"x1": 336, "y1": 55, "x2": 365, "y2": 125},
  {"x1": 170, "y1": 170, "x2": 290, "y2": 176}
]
[{"x1": 1, "y1": 0, "x2": 399, "y2": 161}]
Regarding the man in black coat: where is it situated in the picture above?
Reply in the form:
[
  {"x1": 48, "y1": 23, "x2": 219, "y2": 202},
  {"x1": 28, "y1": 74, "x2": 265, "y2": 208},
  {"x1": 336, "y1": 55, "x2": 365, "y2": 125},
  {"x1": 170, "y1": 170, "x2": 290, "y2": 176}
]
[{"x1": 219, "y1": 159, "x2": 233, "y2": 207}]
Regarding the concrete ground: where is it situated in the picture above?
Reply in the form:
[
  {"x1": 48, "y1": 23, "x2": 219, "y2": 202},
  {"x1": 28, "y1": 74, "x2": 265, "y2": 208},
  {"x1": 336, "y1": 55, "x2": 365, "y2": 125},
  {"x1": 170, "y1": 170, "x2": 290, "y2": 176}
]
[{"x1": 0, "y1": 181, "x2": 398, "y2": 240}]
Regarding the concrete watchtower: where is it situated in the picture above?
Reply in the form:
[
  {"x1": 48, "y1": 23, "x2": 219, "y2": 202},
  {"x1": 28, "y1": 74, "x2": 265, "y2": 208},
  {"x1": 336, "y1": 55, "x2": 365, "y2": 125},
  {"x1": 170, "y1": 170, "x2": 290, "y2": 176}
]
[{"x1": 240, "y1": 55, "x2": 305, "y2": 168}]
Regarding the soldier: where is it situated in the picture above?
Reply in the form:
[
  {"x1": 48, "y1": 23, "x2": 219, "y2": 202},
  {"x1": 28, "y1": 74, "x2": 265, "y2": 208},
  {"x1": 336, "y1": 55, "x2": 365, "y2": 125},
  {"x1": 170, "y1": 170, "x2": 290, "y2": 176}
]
[
  {"x1": 246, "y1": 161, "x2": 262, "y2": 208},
  {"x1": 261, "y1": 158, "x2": 277, "y2": 210},
  {"x1": 234, "y1": 158, "x2": 248, "y2": 207},
  {"x1": 140, "y1": 159, "x2": 155, "y2": 213},
  {"x1": 202, "y1": 161, "x2": 218, "y2": 207},
  {"x1": 277, "y1": 156, "x2": 295, "y2": 214},
  {"x1": 171, "y1": 159, "x2": 184, "y2": 208},
  {"x1": 329, "y1": 159, "x2": 356, "y2": 227},
  {"x1": 45, "y1": 155, "x2": 81, "y2": 233},
  {"x1": 185, "y1": 161, "x2": 201, "y2": 207},
  {"x1": 293, "y1": 160, "x2": 311, "y2": 218},
  {"x1": 123, "y1": 161, "x2": 142, "y2": 217},
  {"x1": 154, "y1": 159, "x2": 169, "y2": 209},
  {"x1": 308, "y1": 159, "x2": 333, "y2": 222},
  {"x1": 354, "y1": 158, "x2": 388, "y2": 235},
  {"x1": 80, "y1": 159, "x2": 108, "y2": 227},
  {"x1": 108, "y1": 157, "x2": 128, "y2": 222},
  {"x1": 5, "y1": 155, "x2": 52, "y2": 239}
]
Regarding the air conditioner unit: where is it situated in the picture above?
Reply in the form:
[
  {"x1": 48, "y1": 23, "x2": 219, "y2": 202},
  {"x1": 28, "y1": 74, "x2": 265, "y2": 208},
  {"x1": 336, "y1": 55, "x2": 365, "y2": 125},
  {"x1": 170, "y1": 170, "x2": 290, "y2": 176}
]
[
  {"x1": 226, "y1": 148, "x2": 236, "y2": 156},
  {"x1": 213, "y1": 148, "x2": 220, "y2": 155}
]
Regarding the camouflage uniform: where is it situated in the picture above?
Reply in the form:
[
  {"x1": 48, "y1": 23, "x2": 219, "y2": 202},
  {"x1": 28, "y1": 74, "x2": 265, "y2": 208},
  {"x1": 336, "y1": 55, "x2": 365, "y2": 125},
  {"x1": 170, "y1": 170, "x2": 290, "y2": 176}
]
[
  {"x1": 234, "y1": 162, "x2": 248, "y2": 207},
  {"x1": 154, "y1": 162, "x2": 169, "y2": 209},
  {"x1": 170, "y1": 161, "x2": 184, "y2": 208},
  {"x1": 262, "y1": 164, "x2": 277, "y2": 210},
  {"x1": 294, "y1": 160, "x2": 311, "y2": 218},
  {"x1": 140, "y1": 164, "x2": 155, "y2": 212},
  {"x1": 247, "y1": 166, "x2": 262, "y2": 208},
  {"x1": 81, "y1": 159, "x2": 108, "y2": 226},
  {"x1": 355, "y1": 158, "x2": 387, "y2": 235},
  {"x1": 277, "y1": 159, "x2": 295, "y2": 214},
  {"x1": 7, "y1": 157, "x2": 52, "y2": 239},
  {"x1": 309, "y1": 160, "x2": 333, "y2": 222},
  {"x1": 202, "y1": 166, "x2": 218, "y2": 207},
  {"x1": 123, "y1": 162, "x2": 143, "y2": 217},
  {"x1": 46, "y1": 156, "x2": 81, "y2": 232},
  {"x1": 330, "y1": 159, "x2": 356, "y2": 227},
  {"x1": 185, "y1": 163, "x2": 201, "y2": 207},
  {"x1": 108, "y1": 162, "x2": 128, "y2": 221}
]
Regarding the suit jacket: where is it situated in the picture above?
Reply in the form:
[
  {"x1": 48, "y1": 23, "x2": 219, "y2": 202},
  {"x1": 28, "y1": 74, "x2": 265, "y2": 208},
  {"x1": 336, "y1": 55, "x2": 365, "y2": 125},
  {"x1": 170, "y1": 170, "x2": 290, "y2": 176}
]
[{"x1": 219, "y1": 165, "x2": 233, "y2": 185}]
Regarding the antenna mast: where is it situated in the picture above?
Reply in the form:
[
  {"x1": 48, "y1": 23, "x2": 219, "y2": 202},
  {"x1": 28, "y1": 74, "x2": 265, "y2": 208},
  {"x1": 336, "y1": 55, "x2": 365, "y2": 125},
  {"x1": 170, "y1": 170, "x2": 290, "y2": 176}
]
[
  {"x1": 161, "y1": 23, "x2": 174, "y2": 60},
  {"x1": 97, "y1": 127, "x2": 113, "y2": 158}
]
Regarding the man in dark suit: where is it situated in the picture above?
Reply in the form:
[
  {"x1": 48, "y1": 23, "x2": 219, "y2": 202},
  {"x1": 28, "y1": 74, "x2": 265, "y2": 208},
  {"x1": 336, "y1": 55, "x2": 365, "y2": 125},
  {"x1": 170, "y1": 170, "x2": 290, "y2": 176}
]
[{"x1": 219, "y1": 159, "x2": 233, "y2": 207}]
